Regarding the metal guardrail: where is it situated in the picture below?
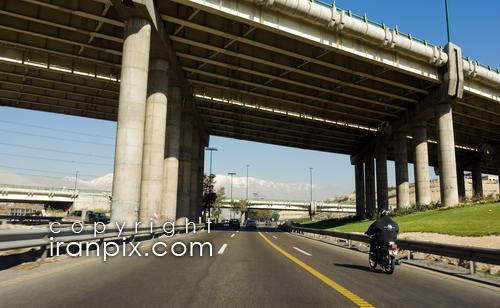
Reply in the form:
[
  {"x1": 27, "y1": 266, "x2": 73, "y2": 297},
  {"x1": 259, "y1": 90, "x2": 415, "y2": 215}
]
[
  {"x1": 290, "y1": 226, "x2": 500, "y2": 266},
  {"x1": 0, "y1": 223, "x2": 205, "y2": 251},
  {"x1": 0, "y1": 215, "x2": 63, "y2": 222}
]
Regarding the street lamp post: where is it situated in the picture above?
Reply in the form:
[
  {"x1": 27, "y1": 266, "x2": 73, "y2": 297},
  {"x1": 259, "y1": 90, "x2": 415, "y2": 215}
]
[
  {"x1": 74, "y1": 170, "x2": 79, "y2": 191},
  {"x1": 309, "y1": 167, "x2": 313, "y2": 220},
  {"x1": 228, "y1": 172, "x2": 236, "y2": 218},
  {"x1": 246, "y1": 164, "x2": 249, "y2": 200},
  {"x1": 444, "y1": 0, "x2": 452, "y2": 42},
  {"x1": 205, "y1": 147, "x2": 218, "y2": 176}
]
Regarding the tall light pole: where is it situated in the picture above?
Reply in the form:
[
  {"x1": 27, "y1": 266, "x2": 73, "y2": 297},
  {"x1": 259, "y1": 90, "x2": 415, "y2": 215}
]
[
  {"x1": 246, "y1": 164, "x2": 249, "y2": 200},
  {"x1": 74, "y1": 170, "x2": 79, "y2": 191},
  {"x1": 309, "y1": 167, "x2": 313, "y2": 220},
  {"x1": 444, "y1": 0, "x2": 452, "y2": 42},
  {"x1": 205, "y1": 147, "x2": 218, "y2": 175},
  {"x1": 228, "y1": 172, "x2": 236, "y2": 218}
]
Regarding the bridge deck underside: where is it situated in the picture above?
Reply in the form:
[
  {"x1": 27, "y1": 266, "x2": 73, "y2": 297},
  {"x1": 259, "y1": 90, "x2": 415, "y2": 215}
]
[{"x1": 0, "y1": 0, "x2": 498, "y2": 173}]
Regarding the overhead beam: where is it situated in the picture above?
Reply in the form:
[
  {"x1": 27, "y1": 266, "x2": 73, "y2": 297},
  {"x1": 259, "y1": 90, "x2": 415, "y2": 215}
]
[
  {"x1": 0, "y1": 25, "x2": 122, "y2": 56},
  {"x1": 200, "y1": 113, "x2": 359, "y2": 148},
  {"x1": 185, "y1": 67, "x2": 390, "y2": 124},
  {"x1": 208, "y1": 128, "x2": 351, "y2": 155},
  {"x1": 196, "y1": 105, "x2": 368, "y2": 141},
  {"x1": 177, "y1": 52, "x2": 411, "y2": 110},
  {"x1": 162, "y1": 14, "x2": 430, "y2": 94}
]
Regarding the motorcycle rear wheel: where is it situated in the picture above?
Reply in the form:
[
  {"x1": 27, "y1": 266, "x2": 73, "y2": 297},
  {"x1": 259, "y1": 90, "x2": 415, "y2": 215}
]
[
  {"x1": 369, "y1": 255, "x2": 377, "y2": 270},
  {"x1": 383, "y1": 257, "x2": 395, "y2": 274}
]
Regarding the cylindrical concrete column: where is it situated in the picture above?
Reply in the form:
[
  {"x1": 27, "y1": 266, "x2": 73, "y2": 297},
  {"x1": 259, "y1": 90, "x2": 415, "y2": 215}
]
[
  {"x1": 161, "y1": 85, "x2": 182, "y2": 221},
  {"x1": 176, "y1": 111, "x2": 193, "y2": 224},
  {"x1": 413, "y1": 121, "x2": 431, "y2": 205},
  {"x1": 436, "y1": 102, "x2": 459, "y2": 207},
  {"x1": 111, "y1": 18, "x2": 151, "y2": 225},
  {"x1": 456, "y1": 165, "x2": 465, "y2": 200},
  {"x1": 376, "y1": 138, "x2": 388, "y2": 212},
  {"x1": 472, "y1": 162, "x2": 483, "y2": 199},
  {"x1": 364, "y1": 155, "x2": 376, "y2": 219},
  {"x1": 395, "y1": 132, "x2": 410, "y2": 209},
  {"x1": 197, "y1": 136, "x2": 206, "y2": 220},
  {"x1": 139, "y1": 59, "x2": 168, "y2": 224},
  {"x1": 354, "y1": 162, "x2": 365, "y2": 219},
  {"x1": 189, "y1": 128, "x2": 200, "y2": 220}
]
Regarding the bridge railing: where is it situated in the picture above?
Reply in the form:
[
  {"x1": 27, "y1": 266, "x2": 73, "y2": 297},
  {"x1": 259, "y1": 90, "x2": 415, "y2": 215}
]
[
  {"x1": 289, "y1": 226, "x2": 500, "y2": 266},
  {"x1": 0, "y1": 224, "x2": 205, "y2": 252}
]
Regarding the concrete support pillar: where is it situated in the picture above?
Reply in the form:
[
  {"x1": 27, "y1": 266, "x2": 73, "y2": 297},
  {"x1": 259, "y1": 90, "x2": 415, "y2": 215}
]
[
  {"x1": 376, "y1": 137, "x2": 388, "y2": 212},
  {"x1": 472, "y1": 162, "x2": 483, "y2": 199},
  {"x1": 161, "y1": 85, "x2": 182, "y2": 221},
  {"x1": 176, "y1": 111, "x2": 193, "y2": 224},
  {"x1": 111, "y1": 18, "x2": 151, "y2": 225},
  {"x1": 436, "y1": 102, "x2": 459, "y2": 207},
  {"x1": 413, "y1": 121, "x2": 431, "y2": 206},
  {"x1": 189, "y1": 128, "x2": 200, "y2": 220},
  {"x1": 354, "y1": 162, "x2": 365, "y2": 219},
  {"x1": 395, "y1": 132, "x2": 410, "y2": 209},
  {"x1": 456, "y1": 165, "x2": 465, "y2": 200},
  {"x1": 364, "y1": 155, "x2": 376, "y2": 219},
  {"x1": 139, "y1": 59, "x2": 168, "y2": 223},
  {"x1": 197, "y1": 138, "x2": 206, "y2": 220}
]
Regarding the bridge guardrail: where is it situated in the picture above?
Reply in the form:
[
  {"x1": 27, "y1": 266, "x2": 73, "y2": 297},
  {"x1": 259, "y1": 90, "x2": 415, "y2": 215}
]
[
  {"x1": 0, "y1": 215, "x2": 63, "y2": 223},
  {"x1": 289, "y1": 226, "x2": 500, "y2": 266},
  {"x1": 0, "y1": 223, "x2": 205, "y2": 252}
]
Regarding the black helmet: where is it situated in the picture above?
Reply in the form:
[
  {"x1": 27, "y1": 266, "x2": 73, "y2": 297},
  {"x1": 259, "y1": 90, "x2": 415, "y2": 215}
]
[{"x1": 379, "y1": 209, "x2": 390, "y2": 217}]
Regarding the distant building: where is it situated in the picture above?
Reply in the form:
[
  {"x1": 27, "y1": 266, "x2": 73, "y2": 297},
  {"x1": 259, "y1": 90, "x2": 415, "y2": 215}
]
[{"x1": 483, "y1": 175, "x2": 498, "y2": 182}]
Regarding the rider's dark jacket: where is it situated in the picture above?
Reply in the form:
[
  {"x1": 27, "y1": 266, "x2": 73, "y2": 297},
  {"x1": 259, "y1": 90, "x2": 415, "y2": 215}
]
[{"x1": 365, "y1": 215, "x2": 399, "y2": 242}]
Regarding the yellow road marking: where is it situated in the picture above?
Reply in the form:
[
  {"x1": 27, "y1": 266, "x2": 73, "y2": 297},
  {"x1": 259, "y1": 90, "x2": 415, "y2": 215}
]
[
  {"x1": 258, "y1": 232, "x2": 374, "y2": 308},
  {"x1": 0, "y1": 258, "x2": 97, "y2": 288},
  {"x1": 292, "y1": 231, "x2": 500, "y2": 293}
]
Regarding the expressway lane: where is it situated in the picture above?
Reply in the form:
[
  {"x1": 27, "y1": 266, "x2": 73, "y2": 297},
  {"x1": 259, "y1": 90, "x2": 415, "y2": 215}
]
[
  {"x1": 0, "y1": 227, "x2": 498, "y2": 307},
  {"x1": 0, "y1": 229, "x2": 355, "y2": 307},
  {"x1": 263, "y1": 230, "x2": 500, "y2": 307}
]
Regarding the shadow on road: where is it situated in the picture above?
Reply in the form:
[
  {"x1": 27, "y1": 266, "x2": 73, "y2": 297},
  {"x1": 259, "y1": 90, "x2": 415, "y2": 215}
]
[{"x1": 333, "y1": 263, "x2": 383, "y2": 273}]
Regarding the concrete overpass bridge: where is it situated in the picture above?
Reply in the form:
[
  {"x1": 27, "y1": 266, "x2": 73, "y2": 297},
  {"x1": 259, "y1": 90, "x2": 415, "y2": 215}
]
[
  {"x1": 220, "y1": 199, "x2": 356, "y2": 213},
  {"x1": 0, "y1": 184, "x2": 78, "y2": 203},
  {"x1": 0, "y1": 0, "x2": 498, "y2": 224}
]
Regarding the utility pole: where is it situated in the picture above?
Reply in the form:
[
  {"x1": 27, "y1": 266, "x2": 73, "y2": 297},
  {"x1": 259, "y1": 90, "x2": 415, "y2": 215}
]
[
  {"x1": 228, "y1": 172, "x2": 236, "y2": 218},
  {"x1": 246, "y1": 164, "x2": 249, "y2": 200},
  {"x1": 74, "y1": 170, "x2": 79, "y2": 191},
  {"x1": 309, "y1": 167, "x2": 313, "y2": 220},
  {"x1": 205, "y1": 147, "x2": 218, "y2": 176},
  {"x1": 444, "y1": 0, "x2": 452, "y2": 42}
]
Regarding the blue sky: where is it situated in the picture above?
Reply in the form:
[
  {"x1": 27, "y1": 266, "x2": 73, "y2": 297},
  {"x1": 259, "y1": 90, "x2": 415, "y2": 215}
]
[{"x1": 0, "y1": 1, "x2": 498, "y2": 199}]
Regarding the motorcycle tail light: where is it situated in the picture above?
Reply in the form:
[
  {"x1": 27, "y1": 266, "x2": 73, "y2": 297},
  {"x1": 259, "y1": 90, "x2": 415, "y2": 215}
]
[{"x1": 390, "y1": 243, "x2": 398, "y2": 250}]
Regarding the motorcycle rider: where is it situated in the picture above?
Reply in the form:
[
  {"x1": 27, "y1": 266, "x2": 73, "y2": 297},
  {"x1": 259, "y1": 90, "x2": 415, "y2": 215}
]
[{"x1": 365, "y1": 209, "x2": 399, "y2": 261}]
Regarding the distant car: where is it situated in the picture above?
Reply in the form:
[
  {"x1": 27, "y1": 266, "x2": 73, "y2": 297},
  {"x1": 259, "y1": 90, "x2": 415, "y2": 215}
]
[
  {"x1": 245, "y1": 219, "x2": 257, "y2": 229},
  {"x1": 228, "y1": 218, "x2": 240, "y2": 229},
  {"x1": 63, "y1": 210, "x2": 109, "y2": 224},
  {"x1": 89, "y1": 212, "x2": 110, "y2": 224}
]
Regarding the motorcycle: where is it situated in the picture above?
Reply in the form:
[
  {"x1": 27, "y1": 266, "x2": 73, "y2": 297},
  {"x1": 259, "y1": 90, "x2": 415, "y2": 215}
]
[{"x1": 368, "y1": 238, "x2": 398, "y2": 274}]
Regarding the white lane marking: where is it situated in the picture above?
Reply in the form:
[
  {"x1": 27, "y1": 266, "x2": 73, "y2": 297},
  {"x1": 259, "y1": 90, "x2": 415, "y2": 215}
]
[
  {"x1": 218, "y1": 243, "x2": 228, "y2": 255},
  {"x1": 272, "y1": 236, "x2": 278, "y2": 239},
  {"x1": 293, "y1": 247, "x2": 312, "y2": 256},
  {"x1": 231, "y1": 233, "x2": 235, "y2": 238}
]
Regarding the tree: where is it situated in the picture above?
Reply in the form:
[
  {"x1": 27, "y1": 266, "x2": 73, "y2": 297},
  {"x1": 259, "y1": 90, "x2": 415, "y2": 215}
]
[
  {"x1": 247, "y1": 209, "x2": 279, "y2": 221},
  {"x1": 232, "y1": 199, "x2": 249, "y2": 220},
  {"x1": 212, "y1": 187, "x2": 225, "y2": 223}
]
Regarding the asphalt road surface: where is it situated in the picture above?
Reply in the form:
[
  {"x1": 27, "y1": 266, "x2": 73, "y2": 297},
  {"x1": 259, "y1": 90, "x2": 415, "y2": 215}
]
[{"x1": 0, "y1": 227, "x2": 499, "y2": 307}]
